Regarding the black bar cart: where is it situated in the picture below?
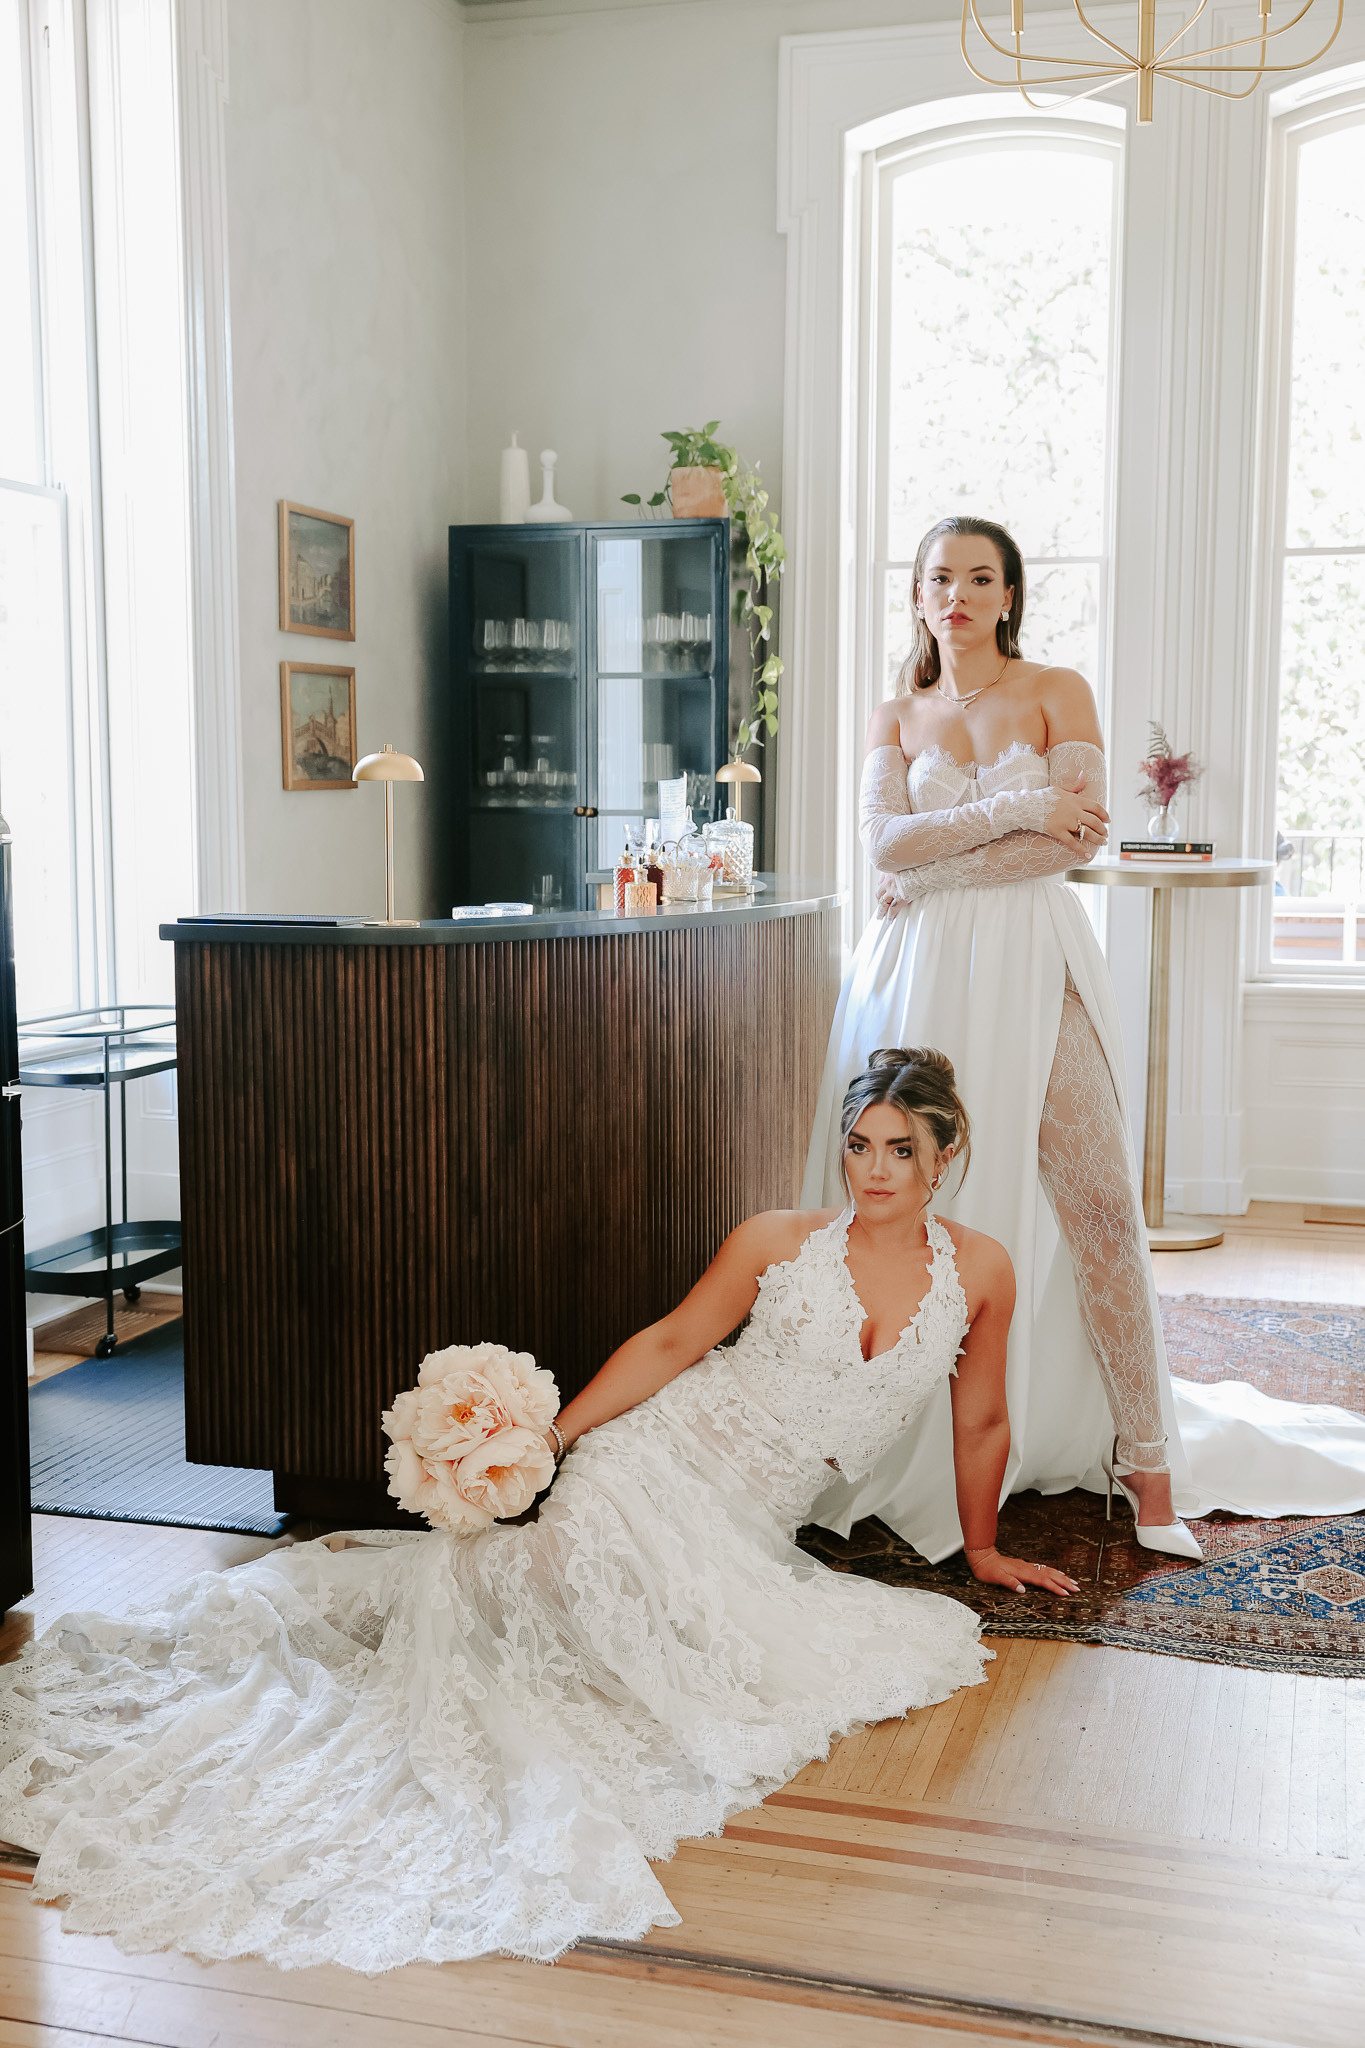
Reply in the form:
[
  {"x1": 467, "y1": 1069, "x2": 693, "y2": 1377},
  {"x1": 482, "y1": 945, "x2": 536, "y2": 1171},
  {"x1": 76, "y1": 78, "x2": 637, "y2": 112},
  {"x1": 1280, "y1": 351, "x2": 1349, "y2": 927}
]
[{"x1": 19, "y1": 1006, "x2": 181, "y2": 1357}]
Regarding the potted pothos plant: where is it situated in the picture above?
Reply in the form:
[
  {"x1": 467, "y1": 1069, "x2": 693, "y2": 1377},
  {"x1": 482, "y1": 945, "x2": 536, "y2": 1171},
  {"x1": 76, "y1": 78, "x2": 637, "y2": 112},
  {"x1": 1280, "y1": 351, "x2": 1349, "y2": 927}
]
[{"x1": 623, "y1": 422, "x2": 786, "y2": 763}]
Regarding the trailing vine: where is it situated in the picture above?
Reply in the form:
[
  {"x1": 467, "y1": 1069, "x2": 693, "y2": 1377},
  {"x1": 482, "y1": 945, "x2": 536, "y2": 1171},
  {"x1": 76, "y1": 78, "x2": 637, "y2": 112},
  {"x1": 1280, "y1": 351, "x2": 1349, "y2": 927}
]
[{"x1": 623, "y1": 422, "x2": 786, "y2": 760}]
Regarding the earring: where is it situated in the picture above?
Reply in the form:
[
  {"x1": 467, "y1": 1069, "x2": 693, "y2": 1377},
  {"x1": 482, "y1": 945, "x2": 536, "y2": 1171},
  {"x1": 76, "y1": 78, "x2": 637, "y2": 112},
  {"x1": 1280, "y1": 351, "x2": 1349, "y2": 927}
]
[{"x1": 1000, "y1": 610, "x2": 1010, "y2": 622}]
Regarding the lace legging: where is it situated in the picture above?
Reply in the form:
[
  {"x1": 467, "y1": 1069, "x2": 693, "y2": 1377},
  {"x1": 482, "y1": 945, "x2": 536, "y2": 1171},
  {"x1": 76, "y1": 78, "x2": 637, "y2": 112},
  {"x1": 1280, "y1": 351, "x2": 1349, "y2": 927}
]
[{"x1": 1037, "y1": 979, "x2": 1168, "y2": 1476}]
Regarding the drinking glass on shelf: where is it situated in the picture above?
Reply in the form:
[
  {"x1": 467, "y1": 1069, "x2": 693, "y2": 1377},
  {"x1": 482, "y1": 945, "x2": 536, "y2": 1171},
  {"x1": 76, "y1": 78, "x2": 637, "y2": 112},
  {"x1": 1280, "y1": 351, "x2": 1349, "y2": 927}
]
[
  {"x1": 478, "y1": 619, "x2": 507, "y2": 665},
  {"x1": 510, "y1": 618, "x2": 531, "y2": 661}
]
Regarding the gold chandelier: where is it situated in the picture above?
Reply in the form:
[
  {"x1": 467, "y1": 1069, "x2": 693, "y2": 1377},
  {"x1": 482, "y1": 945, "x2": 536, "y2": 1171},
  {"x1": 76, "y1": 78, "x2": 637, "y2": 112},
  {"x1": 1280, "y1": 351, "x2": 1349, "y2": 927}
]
[{"x1": 961, "y1": 0, "x2": 1345, "y2": 123}]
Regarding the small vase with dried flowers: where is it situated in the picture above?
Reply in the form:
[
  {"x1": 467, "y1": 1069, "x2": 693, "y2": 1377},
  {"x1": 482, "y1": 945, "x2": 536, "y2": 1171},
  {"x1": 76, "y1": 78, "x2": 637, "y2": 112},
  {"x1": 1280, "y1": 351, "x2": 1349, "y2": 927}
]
[{"x1": 1138, "y1": 722, "x2": 1201, "y2": 842}]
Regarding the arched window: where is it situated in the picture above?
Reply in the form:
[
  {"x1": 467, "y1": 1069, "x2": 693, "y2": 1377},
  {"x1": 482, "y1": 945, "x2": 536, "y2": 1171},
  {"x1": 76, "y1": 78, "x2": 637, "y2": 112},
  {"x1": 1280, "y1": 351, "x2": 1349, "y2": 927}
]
[
  {"x1": 1260, "y1": 82, "x2": 1365, "y2": 974},
  {"x1": 870, "y1": 118, "x2": 1121, "y2": 700},
  {"x1": 842, "y1": 99, "x2": 1123, "y2": 933}
]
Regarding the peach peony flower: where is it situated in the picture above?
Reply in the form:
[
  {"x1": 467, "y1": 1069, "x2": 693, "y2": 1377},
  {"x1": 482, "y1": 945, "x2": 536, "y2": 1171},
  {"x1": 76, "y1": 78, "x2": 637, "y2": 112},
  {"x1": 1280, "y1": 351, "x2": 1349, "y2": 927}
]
[
  {"x1": 480, "y1": 1351, "x2": 559, "y2": 1434},
  {"x1": 381, "y1": 1387, "x2": 422, "y2": 1445},
  {"x1": 411, "y1": 1371, "x2": 511, "y2": 1462},
  {"x1": 416, "y1": 1340, "x2": 518, "y2": 1388},
  {"x1": 426, "y1": 1458, "x2": 497, "y2": 1534},
  {"x1": 455, "y1": 1428, "x2": 555, "y2": 1521},
  {"x1": 384, "y1": 1437, "x2": 436, "y2": 1516}
]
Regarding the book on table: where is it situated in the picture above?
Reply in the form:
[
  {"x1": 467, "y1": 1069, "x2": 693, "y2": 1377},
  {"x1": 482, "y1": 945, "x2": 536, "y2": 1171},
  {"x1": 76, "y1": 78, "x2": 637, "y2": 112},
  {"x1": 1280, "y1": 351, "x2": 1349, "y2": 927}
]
[{"x1": 1118, "y1": 842, "x2": 1214, "y2": 861}]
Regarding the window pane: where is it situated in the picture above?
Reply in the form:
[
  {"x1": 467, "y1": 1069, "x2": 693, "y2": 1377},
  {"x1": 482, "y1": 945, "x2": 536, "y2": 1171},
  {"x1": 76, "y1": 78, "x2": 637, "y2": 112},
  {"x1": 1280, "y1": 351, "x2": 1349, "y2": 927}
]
[
  {"x1": 1272, "y1": 555, "x2": 1365, "y2": 967},
  {"x1": 0, "y1": 0, "x2": 40, "y2": 483},
  {"x1": 0, "y1": 484, "x2": 77, "y2": 1010},
  {"x1": 886, "y1": 146, "x2": 1113, "y2": 563},
  {"x1": 1283, "y1": 126, "x2": 1365, "y2": 550}
]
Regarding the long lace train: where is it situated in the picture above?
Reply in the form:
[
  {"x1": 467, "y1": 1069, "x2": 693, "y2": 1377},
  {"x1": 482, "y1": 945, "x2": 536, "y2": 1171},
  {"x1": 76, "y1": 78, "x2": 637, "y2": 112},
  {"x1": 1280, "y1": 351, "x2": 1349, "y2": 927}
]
[{"x1": 0, "y1": 1217, "x2": 989, "y2": 1973}]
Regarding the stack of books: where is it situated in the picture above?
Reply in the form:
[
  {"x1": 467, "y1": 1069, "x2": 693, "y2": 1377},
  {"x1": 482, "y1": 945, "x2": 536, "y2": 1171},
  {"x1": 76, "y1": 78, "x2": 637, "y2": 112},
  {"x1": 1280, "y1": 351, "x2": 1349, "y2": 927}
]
[{"x1": 1119, "y1": 841, "x2": 1215, "y2": 862}]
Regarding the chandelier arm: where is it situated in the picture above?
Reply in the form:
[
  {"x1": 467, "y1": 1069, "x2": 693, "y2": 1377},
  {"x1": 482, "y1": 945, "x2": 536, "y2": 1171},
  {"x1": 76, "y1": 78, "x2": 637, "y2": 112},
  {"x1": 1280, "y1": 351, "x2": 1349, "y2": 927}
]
[
  {"x1": 1162, "y1": 20, "x2": 1342, "y2": 74},
  {"x1": 965, "y1": 0, "x2": 1134, "y2": 69},
  {"x1": 1014, "y1": 69, "x2": 1131, "y2": 109},
  {"x1": 1156, "y1": 62, "x2": 1270, "y2": 97},
  {"x1": 963, "y1": 52, "x2": 1138, "y2": 83},
  {"x1": 1157, "y1": 0, "x2": 1341, "y2": 67},
  {"x1": 1064, "y1": 0, "x2": 1135, "y2": 64},
  {"x1": 1152, "y1": 0, "x2": 1214, "y2": 65}
]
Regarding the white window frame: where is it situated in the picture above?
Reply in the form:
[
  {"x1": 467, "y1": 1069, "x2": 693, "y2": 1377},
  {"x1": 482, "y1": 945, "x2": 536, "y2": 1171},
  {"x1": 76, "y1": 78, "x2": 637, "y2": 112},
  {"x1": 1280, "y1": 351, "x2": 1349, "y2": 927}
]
[
  {"x1": 8, "y1": 0, "x2": 240, "y2": 1296},
  {"x1": 1249, "y1": 69, "x2": 1365, "y2": 985}
]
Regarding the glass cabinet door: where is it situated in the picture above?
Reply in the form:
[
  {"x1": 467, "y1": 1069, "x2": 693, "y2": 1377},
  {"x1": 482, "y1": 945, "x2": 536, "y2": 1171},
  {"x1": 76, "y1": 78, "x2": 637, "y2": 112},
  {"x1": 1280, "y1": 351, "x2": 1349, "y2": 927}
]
[
  {"x1": 451, "y1": 529, "x2": 586, "y2": 907},
  {"x1": 589, "y1": 527, "x2": 726, "y2": 873}
]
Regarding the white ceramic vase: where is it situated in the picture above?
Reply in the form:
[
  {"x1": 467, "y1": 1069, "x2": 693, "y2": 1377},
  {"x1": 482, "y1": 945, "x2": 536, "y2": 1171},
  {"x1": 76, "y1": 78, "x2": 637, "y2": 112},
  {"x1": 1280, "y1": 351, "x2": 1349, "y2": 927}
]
[
  {"x1": 525, "y1": 450, "x2": 573, "y2": 523},
  {"x1": 499, "y1": 434, "x2": 531, "y2": 523}
]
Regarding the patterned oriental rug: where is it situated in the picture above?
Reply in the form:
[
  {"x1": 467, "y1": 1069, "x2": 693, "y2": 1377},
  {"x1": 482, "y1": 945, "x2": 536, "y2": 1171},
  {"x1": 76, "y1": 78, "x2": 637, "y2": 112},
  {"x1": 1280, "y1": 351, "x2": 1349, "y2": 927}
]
[{"x1": 797, "y1": 1296, "x2": 1365, "y2": 1677}]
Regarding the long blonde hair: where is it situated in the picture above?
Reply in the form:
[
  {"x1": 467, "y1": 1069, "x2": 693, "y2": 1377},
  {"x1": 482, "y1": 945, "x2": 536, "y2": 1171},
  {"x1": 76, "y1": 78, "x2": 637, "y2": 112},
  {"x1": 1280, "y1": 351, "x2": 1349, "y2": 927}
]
[{"x1": 897, "y1": 517, "x2": 1026, "y2": 693}]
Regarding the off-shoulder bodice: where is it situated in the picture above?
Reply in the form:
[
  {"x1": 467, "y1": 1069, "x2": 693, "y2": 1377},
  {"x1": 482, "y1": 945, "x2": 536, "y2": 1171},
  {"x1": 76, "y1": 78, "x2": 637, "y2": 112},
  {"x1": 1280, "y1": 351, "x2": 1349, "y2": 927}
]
[{"x1": 906, "y1": 739, "x2": 1051, "y2": 813}]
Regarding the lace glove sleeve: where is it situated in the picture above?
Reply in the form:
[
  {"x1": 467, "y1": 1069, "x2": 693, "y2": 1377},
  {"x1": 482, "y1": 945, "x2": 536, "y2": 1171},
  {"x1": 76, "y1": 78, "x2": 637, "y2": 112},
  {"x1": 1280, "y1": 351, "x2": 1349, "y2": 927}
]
[
  {"x1": 878, "y1": 741, "x2": 1108, "y2": 905},
  {"x1": 859, "y1": 745, "x2": 1060, "y2": 872}
]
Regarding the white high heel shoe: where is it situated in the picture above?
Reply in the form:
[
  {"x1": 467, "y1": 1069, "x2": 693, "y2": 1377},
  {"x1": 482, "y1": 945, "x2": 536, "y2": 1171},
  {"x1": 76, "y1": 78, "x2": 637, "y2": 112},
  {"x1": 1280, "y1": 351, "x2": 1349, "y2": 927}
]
[{"x1": 1105, "y1": 1440, "x2": 1203, "y2": 1561}]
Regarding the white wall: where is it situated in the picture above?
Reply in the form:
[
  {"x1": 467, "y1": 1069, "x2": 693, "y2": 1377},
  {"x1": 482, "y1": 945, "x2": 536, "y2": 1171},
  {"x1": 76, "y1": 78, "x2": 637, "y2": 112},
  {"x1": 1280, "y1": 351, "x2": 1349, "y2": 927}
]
[
  {"x1": 228, "y1": 0, "x2": 468, "y2": 918},
  {"x1": 1243, "y1": 989, "x2": 1365, "y2": 1205},
  {"x1": 462, "y1": 0, "x2": 940, "y2": 526}
]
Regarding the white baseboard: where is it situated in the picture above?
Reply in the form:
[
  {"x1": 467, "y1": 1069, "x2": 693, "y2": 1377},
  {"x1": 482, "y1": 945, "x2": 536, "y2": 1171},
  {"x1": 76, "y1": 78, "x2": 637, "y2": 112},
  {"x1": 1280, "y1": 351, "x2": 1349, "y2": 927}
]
[
  {"x1": 1163, "y1": 1177, "x2": 1248, "y2": 1218},
  {"x1": 1244, "y1": 1165, "x2": 1365, "y2": 1204},
  {"x1": 26, "y1": 1294, "x2": 85, "y2": 1330}
]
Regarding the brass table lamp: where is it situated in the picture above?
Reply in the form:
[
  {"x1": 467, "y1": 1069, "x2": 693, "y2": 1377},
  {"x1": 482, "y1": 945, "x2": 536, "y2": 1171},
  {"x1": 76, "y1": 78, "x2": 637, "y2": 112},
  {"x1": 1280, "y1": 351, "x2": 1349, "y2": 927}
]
[
  {"x1": 715, "y1": 758, "x2": 761, "y2": 827},
  {"x1": 352, "y1": 742, "x2": 424, "y2": 925}
]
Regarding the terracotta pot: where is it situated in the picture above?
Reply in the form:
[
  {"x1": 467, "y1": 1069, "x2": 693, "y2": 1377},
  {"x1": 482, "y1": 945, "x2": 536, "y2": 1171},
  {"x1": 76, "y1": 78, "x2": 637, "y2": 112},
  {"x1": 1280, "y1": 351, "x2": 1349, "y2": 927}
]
[{"x1": 670, "y1": 466, "x2": 728, "y2": 520}]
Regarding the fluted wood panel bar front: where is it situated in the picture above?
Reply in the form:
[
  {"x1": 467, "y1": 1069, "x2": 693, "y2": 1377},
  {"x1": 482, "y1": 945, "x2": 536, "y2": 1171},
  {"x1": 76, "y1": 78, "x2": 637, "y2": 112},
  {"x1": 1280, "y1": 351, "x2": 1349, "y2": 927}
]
[{"x1": 167, "y1": 886, "x2": 840, "y2": 1517}]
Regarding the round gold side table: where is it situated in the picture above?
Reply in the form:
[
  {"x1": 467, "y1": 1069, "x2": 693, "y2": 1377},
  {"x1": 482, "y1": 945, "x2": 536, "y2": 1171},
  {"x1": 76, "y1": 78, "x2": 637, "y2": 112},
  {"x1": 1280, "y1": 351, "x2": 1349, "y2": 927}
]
[{"x1": 1065, "y1": 857, "x2": 1273, "y2": 1251}]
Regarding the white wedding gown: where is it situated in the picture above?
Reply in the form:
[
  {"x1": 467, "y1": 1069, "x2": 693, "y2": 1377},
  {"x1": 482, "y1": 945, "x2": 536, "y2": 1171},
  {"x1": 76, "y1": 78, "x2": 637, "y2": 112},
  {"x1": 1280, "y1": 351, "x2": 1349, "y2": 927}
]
[
  {"x1": 804, "y1": 740, "x2": 1365, "y2": 1560},
  {"x1": 0, "y1": 1211, "x2": 986, "y2": 1974}
]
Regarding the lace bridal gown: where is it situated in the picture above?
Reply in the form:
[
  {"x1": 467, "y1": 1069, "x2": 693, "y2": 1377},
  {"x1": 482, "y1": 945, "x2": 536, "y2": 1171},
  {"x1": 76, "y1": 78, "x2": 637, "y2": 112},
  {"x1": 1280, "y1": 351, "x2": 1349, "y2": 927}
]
[
  {"x1": 803, "y1": 738, "x2": 1365, "y2": 1560},
  {"x1": 0, "y1": 1211, "x2": 986, "y2": 1974}
]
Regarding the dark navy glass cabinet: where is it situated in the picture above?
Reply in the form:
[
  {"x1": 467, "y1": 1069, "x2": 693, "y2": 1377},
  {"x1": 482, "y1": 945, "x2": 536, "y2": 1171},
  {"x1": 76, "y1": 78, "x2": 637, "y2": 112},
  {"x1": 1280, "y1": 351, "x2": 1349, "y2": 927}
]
[{"x1": 447, "y1": 520, "x2": 730, "y2": 910}]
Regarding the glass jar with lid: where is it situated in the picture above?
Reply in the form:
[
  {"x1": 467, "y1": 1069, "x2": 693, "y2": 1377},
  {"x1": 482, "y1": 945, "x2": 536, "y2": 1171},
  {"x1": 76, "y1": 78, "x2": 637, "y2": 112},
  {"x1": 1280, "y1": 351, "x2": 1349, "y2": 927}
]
[
  {"x1": 660, "y1": 822, "x2": 714, "y2": 904},
  {"x1": 704, "y1": 807, "x2": 755, "y2": 887}
]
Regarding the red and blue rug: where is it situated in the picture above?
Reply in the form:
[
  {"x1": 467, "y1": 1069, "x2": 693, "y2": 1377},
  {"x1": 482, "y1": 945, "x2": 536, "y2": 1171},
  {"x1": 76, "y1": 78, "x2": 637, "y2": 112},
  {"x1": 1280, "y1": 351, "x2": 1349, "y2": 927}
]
[{"x1": 797, "y1": 1295, "x2": 1365, "y2": 1676}]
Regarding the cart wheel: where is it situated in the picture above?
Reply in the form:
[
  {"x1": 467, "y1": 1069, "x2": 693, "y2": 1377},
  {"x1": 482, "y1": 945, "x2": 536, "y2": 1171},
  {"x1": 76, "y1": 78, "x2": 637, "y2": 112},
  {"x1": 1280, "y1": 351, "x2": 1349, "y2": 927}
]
[
  {"x1": 123, "y1": 1285, "x2": 141, "y2": 1305},
  {"x1": 94, "y1": 1334, "x2": 118, "y2": 1359}
]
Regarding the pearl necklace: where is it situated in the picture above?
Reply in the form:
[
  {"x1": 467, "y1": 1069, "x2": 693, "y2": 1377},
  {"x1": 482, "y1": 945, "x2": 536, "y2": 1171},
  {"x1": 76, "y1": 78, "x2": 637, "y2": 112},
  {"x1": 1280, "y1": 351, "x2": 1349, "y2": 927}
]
[{"x1": 932, "y1": 653, "x2": 1010, "y2": 708}]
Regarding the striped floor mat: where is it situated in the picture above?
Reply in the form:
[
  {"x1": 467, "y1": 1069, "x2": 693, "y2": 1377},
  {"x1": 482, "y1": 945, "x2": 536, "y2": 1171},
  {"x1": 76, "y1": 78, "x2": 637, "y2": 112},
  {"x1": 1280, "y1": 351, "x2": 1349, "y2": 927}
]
[{"x1": 28, "y1": 1320, "x2": 286, "y2": 1536}]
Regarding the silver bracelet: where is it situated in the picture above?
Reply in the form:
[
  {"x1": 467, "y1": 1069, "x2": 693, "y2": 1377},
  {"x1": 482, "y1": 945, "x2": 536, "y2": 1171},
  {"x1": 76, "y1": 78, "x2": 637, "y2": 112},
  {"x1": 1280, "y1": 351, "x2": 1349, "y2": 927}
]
[{"x1": 548, "y1": 1421, "x2": 567, "y2": 1463}]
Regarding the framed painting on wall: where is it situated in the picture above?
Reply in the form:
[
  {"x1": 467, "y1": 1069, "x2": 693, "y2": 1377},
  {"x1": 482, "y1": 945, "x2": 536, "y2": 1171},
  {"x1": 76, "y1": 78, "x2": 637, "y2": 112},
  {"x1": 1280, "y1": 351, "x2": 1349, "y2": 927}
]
[
  {"x1": 280, "y1": 661, "x2": 357, "y2": 790},
  {"x1": 279, "y1": 500, "x2": 355, "y2": 639}
]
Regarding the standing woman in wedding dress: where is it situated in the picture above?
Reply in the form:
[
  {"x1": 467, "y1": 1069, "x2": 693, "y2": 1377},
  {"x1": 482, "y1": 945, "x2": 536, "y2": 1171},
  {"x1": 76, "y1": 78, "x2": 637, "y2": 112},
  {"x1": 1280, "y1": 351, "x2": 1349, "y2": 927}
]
[
  {"x1": 1, "y1": 1049, "x2": 1076, "y2": 1975},
  {"x1": 803, "y1": 515, "x2": 1365, "y2": 1565}
]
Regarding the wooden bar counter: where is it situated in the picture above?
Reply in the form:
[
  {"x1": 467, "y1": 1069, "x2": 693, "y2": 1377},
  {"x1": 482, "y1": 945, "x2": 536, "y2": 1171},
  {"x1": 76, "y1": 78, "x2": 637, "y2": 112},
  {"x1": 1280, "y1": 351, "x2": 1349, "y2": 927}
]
[{"x1": 162, "y1": 881, "x2": 841, "y2": 1521}]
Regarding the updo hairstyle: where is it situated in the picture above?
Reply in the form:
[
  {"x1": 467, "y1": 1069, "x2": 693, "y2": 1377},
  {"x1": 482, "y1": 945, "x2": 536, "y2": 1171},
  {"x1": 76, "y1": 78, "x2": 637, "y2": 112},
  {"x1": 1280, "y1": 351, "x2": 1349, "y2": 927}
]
[
  {"x1": 837, "y1": 1047, "x2": 972, "y2": 1202},
  {"x1": 897, "y1": 516, "x2": 1026, "y2": 692}
]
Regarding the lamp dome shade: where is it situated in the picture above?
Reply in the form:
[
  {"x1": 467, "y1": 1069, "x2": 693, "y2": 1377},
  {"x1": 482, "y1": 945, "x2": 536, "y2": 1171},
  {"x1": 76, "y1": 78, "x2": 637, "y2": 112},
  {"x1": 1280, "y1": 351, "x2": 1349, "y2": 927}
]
[
  {"x1": 353, "y1": 742, "x2": 424, "y2": 783},
  {"x1": 715, "y1": 760, "x2": 761, "y2": 785}
]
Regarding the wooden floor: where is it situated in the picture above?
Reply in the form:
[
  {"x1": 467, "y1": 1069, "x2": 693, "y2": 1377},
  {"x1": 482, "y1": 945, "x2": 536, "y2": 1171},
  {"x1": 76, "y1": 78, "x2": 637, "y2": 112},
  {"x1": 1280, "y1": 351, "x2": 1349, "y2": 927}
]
[
  {"x1": 3, "y1": 1213, "x2": 1363, "y2": 2047},
  {"x1": 1150, "y1": 1199, "x2": 1365, "y2": 1304}
]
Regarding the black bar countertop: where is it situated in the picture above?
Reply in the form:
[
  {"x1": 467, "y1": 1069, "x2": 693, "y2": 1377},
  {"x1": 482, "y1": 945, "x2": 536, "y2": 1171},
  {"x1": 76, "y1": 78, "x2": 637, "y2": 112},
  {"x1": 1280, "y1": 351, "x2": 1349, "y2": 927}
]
[{"x1": 162, "y1": 875, "x2": 841, "y2": 947}]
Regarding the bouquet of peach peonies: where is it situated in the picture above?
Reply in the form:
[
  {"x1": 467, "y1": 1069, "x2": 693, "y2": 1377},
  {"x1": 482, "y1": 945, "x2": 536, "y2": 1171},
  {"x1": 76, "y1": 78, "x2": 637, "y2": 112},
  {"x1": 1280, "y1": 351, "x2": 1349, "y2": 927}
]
[{"x1": 381, "y1": 1341, "x2": 560, "y2": 1534}]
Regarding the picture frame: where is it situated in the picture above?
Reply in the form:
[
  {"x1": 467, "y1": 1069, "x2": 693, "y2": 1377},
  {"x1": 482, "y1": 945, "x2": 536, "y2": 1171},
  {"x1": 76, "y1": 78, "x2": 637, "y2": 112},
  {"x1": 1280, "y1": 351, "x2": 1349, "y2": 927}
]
[
  {"x1": 280, "y1": 662, "x2": 357, "y2": 791},
  {"x1": 279, "y1": 500, "x2": 355, "y2": 640}
]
